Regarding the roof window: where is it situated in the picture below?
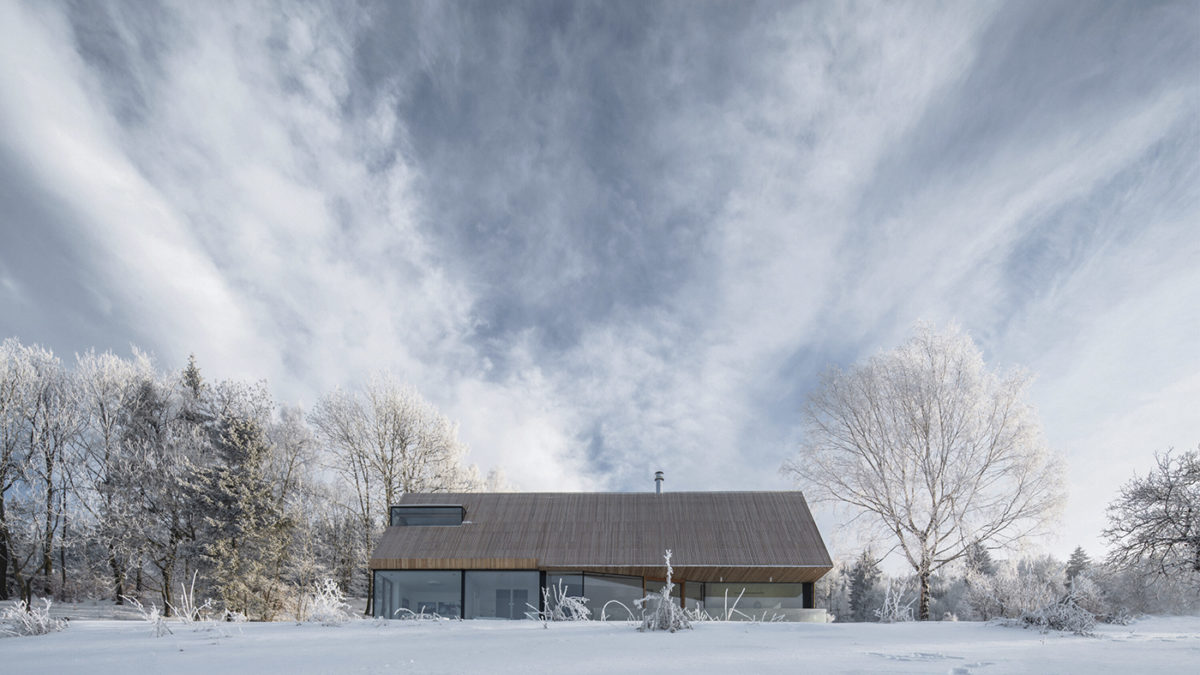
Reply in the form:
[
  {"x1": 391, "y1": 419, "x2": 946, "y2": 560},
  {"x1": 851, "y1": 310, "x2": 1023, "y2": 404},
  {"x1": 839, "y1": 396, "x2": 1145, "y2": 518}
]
[{"x1": 390, "y1": 505, "x2": 464, "y2": 526}]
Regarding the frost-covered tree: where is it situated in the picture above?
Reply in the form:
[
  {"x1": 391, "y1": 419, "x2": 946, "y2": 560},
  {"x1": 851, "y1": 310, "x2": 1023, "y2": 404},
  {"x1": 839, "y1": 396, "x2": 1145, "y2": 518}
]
[
  {"x1": 0, "y1": 338, "x2": 37, "y2": 600},
  {"x1": 5, "y1": 345, "x2": 82, "y2": 602},
  {"x1": 118, "y1": 371, "x2": 201, "y2": 613},
  {"x1": 1104, "y1": 449, "x2": 1199, "y2": 579},
  {"x1": 267, "y1": 406, "x2": 318, "y2": 511},
  {"x1": 1091, "y1": 558, "x2": 1200, "y2": 615},
  {"x1": 964, "y1": 540, "x2": 997, "y2": 577},
  {"x1": 266, "y1": 406, "x2": 329, "y2": 596},
  {"x1": 964, "y1": 554, "x2": 1065, "y2": 621},
  {"x1": 73, "y1": 349, "x2": 154, "y2": 603},
  {"x1": 1065, "y1": 546, "x2": 1091, "y2": 584},
  {"x1": 784, "y1": 323, "x2": 1066, "y2": 619},
  {"x1": 848, "y1": 549, "x2": 881, "y2": 622},
  {"x1": 0, "y1": 338, "x2": 502, "y2": 607},
  {"x1": 196, "y1": 415, "x2": 293, "y2": 619},
  {"x1": 309, "y1": 374, "x2": 480, "y2": 613}
]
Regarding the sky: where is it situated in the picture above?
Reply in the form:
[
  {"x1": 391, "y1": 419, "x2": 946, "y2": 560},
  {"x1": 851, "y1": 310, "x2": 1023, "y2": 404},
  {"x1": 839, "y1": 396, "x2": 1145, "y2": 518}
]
[{"x1": 0, "y1": 0, "x2": 1196, "y2": 565}]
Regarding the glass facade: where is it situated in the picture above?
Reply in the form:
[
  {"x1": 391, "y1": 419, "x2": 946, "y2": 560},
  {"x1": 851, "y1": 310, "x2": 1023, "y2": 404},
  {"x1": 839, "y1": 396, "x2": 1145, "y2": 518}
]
[
  {"x1": 546, "y1": 573, "x2": 584, "y2": 598},
  {"x1": 545, "y1": 573, "x2": 585, "y2": 614},
  {"x1": 373, "y1": 572, "x2": 812, "y2": 621},
  {"x1": 464, "y1": 571, "x2": 541, "y2": 619},
  {"x1": 705, "y1": 583, "x2": 805, "y2": 620},
  {"x1": 643, "y1": 578, "x2": 682, "y2": 614},
  {"x1": 374, "y1": 570, "x2": 462, "y2": 619},
  {"x1": 584, "y1": 573, "x2": 644, "y2": 621},
  {"x1": 389, "y1": 505, "x2": 464, "y2": 526},
  {"x1": 683, "y1": 581, "x2": 704, "y2": 611}
]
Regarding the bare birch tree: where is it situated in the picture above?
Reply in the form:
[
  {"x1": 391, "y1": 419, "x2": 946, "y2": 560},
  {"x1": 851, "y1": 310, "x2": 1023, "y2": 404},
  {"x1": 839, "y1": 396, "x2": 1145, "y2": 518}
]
[
  {"x1": 1104, "y1": 448, "x2": 1199, "y2": 579},
  {"x1": 0, "y1": 339, "x2": 37, "y2": 600},
  {"x1": 783, "y1": 323, "x2": 1065, "y2": 619},
  {"x1": 309, "y1": 374, "x2": 479, "y2": 613},
  {"x1": 1, "y1": 343, "x2": 83, "y2": 602},
  {"x1": 73, "y1": 349, "x2": 154, "y2": 603},
  {"x1": 0, "y1": 338, "x2": 39, "y2": 595}
]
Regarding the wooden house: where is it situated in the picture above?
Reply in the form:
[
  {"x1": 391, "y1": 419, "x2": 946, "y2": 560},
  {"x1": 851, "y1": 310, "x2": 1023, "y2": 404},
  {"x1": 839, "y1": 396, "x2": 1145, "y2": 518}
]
[{"x1": 369, "y1": 490, "x2": 832, "y2": 621}]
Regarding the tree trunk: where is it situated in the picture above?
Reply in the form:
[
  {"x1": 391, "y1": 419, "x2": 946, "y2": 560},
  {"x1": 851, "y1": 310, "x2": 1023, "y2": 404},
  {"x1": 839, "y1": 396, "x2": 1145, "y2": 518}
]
[
  {"x1": 160, "y1": 563, "x2": 173, "y2": 617},
  {"x1": 109, "y1": 546, "x2": 125, "y2": 604},
  {"x1": 364, "y1": 568, "x2": 373, "y2": 616},
  {"x1": 0, "y1": 498, "x2": 10, "y2": 600},
  {"x1": 42, "y1": 490, "x2": 54, "y2": 596},
  {"x1": 59, "y1": 531, "x2": 66, "y2": 600},
  {"x1": 362, "y1": 517, "x2": 374, "y2": 616},
  {"x1": 13, "y1": 568, "x2": 31, "y2": 605},
  {"x1": 918, "y1": 563, "x2": 931, "y2": 621}
]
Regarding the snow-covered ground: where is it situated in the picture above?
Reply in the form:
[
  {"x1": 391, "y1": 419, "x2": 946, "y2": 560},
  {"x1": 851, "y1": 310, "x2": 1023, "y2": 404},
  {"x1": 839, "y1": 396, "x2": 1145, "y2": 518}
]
[{"x1": 3, "y1": 613, "x2": 1198, "y2": 674}]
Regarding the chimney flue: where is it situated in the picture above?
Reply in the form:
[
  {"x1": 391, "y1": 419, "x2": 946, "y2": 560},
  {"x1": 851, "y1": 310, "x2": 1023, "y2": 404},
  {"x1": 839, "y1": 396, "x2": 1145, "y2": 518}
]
[{"x1": 654, "y1": 470, "x2": 664, "y2": 494}]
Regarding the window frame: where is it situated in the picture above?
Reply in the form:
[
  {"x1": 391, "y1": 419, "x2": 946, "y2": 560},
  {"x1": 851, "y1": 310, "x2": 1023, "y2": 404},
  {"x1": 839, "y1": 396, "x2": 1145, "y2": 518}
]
[{"x1": 389, "y1": 504, "x2": 465, "y2": 527}]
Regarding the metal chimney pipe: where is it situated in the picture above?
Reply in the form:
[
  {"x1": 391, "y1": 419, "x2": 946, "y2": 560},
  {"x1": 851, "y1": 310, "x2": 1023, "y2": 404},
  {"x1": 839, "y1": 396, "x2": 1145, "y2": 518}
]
[{"x1": 655, "y1": 470, "x2": 664, "y2": 494}]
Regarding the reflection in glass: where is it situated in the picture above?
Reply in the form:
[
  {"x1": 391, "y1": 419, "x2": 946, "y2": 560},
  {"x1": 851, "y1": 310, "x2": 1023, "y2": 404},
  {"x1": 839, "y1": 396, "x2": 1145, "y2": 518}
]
[
  {"x1": 585, "y1": 573, "x2": 643, "y2": 620},
  {"x1": 374, "y1": 571, "x2": 462, "y2": 619},
  {"x1": 389, "y1": 505, "x2": 463, "y2": 526},
  {"x1": 705, "y1": 583, "x2": 805, "y2": 620},
  {"x1": 643, "y1": 577, "x2": 681, "y2": 614},
  {"x1": 683, "y1": 581, "x2": 704, "y2": 611},
  {"x1": 545, "y1": 573, "x2": 585, "y2": 614},
  {"x1": 465, "y1": 571, "x2": 541, "y2": 619}
]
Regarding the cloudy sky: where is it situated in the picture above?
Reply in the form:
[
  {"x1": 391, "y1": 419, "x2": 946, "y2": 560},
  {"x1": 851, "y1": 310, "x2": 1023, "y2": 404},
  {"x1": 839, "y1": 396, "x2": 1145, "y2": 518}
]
[{"x1": 1, "y1": 1, "x2": 1196, "y2": 562}]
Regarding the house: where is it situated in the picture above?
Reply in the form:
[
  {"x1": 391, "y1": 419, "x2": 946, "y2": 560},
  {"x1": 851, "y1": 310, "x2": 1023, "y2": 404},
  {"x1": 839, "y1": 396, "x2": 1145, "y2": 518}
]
[{"x1": 369, "y1": 487, "x2": 832, "y2": 621}]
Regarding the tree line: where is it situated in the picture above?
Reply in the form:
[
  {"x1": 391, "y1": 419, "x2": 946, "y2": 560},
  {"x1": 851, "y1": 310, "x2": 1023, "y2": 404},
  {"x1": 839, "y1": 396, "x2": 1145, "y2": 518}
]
[
  {"x1": 0, "y1": 338, "x2": 490, "y2": 618},
  {"x1": 787, "y1": 323, "x2": 1198, "y2": 620},
  {"x1": 822, "y1": 540, "x2": 1200, "y2": 624}
]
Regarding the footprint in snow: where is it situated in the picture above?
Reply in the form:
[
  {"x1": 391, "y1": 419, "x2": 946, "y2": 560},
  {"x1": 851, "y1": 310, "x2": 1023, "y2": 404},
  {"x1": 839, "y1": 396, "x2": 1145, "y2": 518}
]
[{"x1": 870, "y1": 651, "x2": 963, "y2": 662}]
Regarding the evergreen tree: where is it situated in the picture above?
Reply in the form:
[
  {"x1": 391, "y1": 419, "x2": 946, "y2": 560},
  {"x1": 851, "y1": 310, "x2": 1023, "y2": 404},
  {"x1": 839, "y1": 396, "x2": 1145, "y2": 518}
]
[
  {"x1": 1065, "y1": 546, "x2": 1091, "y2": 583},
  {"x1": 182, "y1": 354, "x2": 204, "y2": 399},
  {"x1": 848, "y1": 549, "x2": 881, "y2": 622},
  {"x1": 197, "y1": 415, "x2": 293, "y2": 620},
  {"x1": 964, "y1": 540, "x2": 996, "y2": 577}
]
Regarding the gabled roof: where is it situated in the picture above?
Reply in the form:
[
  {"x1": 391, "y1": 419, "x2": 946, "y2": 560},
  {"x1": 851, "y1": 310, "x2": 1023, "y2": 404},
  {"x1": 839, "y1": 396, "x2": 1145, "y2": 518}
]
[{"x1": 370, "y1": 491, "x2": 832, "y2": 583}]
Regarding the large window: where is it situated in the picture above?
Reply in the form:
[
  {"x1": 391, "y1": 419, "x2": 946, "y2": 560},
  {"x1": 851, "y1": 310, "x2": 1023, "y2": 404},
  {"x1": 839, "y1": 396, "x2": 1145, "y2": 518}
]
[
  {"x1": 546, "y1": 573, "x2": 584, "y2": 598},
  {"x1": 374, "y1": 571, "x2": 462, "y2": 619},
  {"x1": 705, "y1": 583, "x2": 805, "y2": 621},
  {"x1": 643, "y1": 578, "x2": 681, "y2": 614},
  {"x1": 584, "y1": 573, "x2": 643, "y2": 621},
  {"x1": 683, "y1": 581, "x2": 704, "y2": 611},
  {"x1": 545, "y1": 573, "x2": 585, "y2": 615},
  {"x1": 389, "y1": 505, "x2": 464, "y2": 526},
  {"x1": 465, "y1": 571, "x2": 541, "y2": 619}
]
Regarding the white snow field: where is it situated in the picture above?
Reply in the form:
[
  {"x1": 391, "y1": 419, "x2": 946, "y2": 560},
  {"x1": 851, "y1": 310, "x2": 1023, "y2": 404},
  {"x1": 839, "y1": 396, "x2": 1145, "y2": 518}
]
[{"x1": 3, "y1": 614, "x2": 1199, "y2": 674}]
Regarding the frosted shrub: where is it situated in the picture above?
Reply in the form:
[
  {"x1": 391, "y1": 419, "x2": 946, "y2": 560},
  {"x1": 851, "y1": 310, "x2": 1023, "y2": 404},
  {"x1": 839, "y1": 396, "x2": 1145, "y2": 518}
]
[
  {"x1": 170, "y1": 572, "x2": 216, "y2": 624},
  {"x1": 123, "y1": 596, "x2": 173, "y2": 637},
  {"x1": 965, "y1": 557, "x2": 1064, "y2": 620},
  {"x1": 637, "y1": 550, "x2": 692, "y2": 632},
  {"x1": 393, "y1": 607, "x2": 445, "y2": 621},
  {"x1": 873, "y1": 579, "x2": 916, "y2": 623},
  {"x1": 599, "y1": 599, "x2": 638, "y2": 622},
  {"x1": 719, "y1": 587, "x2": 749, "y2": 621},
  {"x1": 1, "y1": 598, "x2": 67, "y2": 637},
  {"x1": 527, "y1": 579, "x2": 591, "y2": 624},
  {"x1": 301, "y1": 579, "x2": 353, "y2": 626},
  {"x1": 1018, "y1": 595, "x2": 1096, "y2": 636},
  {"x1": 1092, "y1": 559, "x2": 1200, "y2": 616},
  {"x1": 1068, "y1": 575, "x2": 1110, "y2": 619}
]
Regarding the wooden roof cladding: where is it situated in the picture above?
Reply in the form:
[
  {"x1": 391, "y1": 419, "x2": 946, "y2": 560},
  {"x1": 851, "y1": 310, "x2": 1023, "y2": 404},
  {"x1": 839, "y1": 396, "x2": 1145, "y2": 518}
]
[{"x1": 370, "y1": 491, "x2": 833, "y2": 583}]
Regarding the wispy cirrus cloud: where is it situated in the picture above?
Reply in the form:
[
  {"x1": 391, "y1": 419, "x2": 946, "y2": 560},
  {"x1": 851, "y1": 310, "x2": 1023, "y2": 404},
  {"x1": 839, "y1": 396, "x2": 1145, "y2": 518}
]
[{"x1": 0, "y1": 0, "x2": 1195, "y2": 559}]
